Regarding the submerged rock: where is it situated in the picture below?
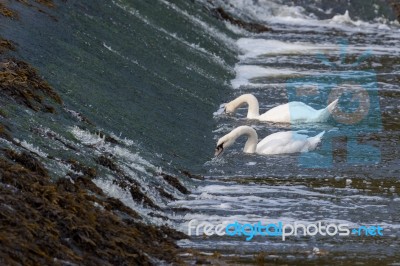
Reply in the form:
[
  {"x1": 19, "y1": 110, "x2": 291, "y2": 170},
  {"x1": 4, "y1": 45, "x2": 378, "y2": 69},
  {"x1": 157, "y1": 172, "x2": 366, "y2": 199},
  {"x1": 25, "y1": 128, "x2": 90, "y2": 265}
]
[
  {"x1": 161, "y1": 172, "x2": 190, "y2": 194},
  {"x1": 96, "y1": 155, "x2": 162, "y2": 210},
  {"x1": 181, "y1": 169, "x2": 205, "y2": 180},
  {"x1": 212, "y1": 7, "x2": 271, "y2": 33}
]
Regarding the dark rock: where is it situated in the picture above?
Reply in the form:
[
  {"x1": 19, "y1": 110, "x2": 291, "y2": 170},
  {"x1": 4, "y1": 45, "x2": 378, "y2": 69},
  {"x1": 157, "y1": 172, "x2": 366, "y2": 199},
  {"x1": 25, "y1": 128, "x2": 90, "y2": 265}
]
[
  {"x1": 161, "y1": 173, "x2": 190, "y2": 194},
  {"x1": 66, "y1": 159, "x2": 97, "y2": 178},
  {"x1": 389, "y1": 0, "x2": 400, "y2": 22},
  {"x1": 96, "y1": 155, "x2": 162, "y2": 210},
  {"x1": 212, "y1": 7, "x2": 271, "y2": 33},
  {"x1": 157, "y1": 186, "x2": 177, "y2": 200},
  {"x1": 181, "y1": 169, "x2": 204, "y2": 180},
  {"x1": 35, "y1": 0, "x2": 55, "y2": 8},
  {"x1": 96, "y1": 155, "x2": 120, "y2": 173},
  {"x1": 128, "y1": 183, "x2": 161, "y2": 210}
]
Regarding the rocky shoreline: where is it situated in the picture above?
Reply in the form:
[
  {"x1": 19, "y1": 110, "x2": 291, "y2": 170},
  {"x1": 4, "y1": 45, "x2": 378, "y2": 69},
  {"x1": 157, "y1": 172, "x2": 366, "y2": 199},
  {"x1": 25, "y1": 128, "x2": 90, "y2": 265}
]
[{"x1": 0, "y1": 1, "x2": 189, "y2": 264}]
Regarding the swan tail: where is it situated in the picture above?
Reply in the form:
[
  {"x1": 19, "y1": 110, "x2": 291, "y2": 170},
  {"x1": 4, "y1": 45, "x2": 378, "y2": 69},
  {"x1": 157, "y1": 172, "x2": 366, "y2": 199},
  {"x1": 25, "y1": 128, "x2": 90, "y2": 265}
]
[
  {"x1": 327, "y1": 99, "x2": 339, "y2": 113},
  {"x1": 315, "y1": 99, "x2": 338, "y2": 122},
  {"x1": 307, "y1": 131, "x2": 325, "y2": 150}
]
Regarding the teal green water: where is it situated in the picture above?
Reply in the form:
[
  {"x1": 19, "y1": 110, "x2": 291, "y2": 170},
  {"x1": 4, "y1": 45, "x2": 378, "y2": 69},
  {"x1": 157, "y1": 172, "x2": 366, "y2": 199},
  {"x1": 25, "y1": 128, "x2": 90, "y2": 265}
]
[
  {"x1": 2, "y1": 0, "x2": 237, "y2": 171},
  {"x1": 1, "y1": 0, "x2": 400, "y2": 263}
]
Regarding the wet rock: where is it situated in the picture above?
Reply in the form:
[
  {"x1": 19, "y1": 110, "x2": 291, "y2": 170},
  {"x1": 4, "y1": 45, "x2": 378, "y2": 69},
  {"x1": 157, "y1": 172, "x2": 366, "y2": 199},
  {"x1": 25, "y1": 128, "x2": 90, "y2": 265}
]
[
  {"x1": 103, "y1": 196, "x2": 142, "y2": 220},
  {"x1": 0, "y1": 38, "x2": 16, "y2": 54},
  {"x1": 148, "y1": 212, "x2": 169, "y2": 220},
  {"x1": 96, "y1": 154, "x2": 120, "y2": 173},
  {"x1": 30, "y1": 127, "x2": 79, "y2": 151},
  {"x1": 34, "y1": 0, "x2": 55, "y2": 8},
  {"x1": 212, "y1": 7, "x2": 271, "y2": 33},
  {"x1": 181, "y1": 169, "x2": 204, "y2": 180},
  {"x1": 96, "y1": 155, "x2": 161, "y2": 210},
  {"x1": 128, "y1": 182, "x2": 161, "y2": 210},
  {"x1": 0, "y1": 123, "x2": 12, "y2": 141},
  {"x1": 66, "y1": 159, "x2": 97, "y2": 178},
  {"x1": 64, "y1": 107, "x2": 94, "y2": 125},
  {"x1": 161, "y1": 173, "x2": 190, "y2": 194},
  {"x1": 170, "y1": 207, "x2": 191, "y2": 213},
  {"x1": 98, "y1": 130, "x2": 120, "y2": 144},
  {"x1": 157, "y1": 186, "x2": 177, "y2": 200},
  {"x1": 389, "y1": 0, "x2": 400, "y2": 22}
]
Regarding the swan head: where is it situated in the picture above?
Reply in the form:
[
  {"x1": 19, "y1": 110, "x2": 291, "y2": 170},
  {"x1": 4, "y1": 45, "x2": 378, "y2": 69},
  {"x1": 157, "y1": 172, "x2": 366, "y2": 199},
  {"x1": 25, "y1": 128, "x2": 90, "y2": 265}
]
[
  {"x1": 224, "y1": 101, "x2": 236, "y2": 114},
  {"x1": 214, "y1": 133, "x2": 235, "y2": 157}
]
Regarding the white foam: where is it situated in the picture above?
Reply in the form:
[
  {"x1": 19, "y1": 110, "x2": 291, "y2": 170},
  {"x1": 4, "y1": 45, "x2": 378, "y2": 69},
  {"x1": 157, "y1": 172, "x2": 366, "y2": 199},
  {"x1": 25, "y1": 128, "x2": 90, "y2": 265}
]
[
  {"x1": 70, "y1": 126, "x2": 105, "y2": 147},
  {"x1": 16, "y1": 140, "x2": 48, "y2": 158},
  {"x1": 237, "y1": 38, "x2": 400, "y2": 60},
  {"x1": 209, "y1": 0, "x2": 398, "y2": 33},
  {"x1": 237, "y1": 38, "x2": 336, "y2": 59},
  {"x1": 94, "y1": 177, "x2": 143, "y2": 210},
  {"x1": 231, "y1": 65, "x2": 309, "y2": 89},
  {"x1": 111, "y1": 0, "x2": 229, "y2": 69},
  {"x1": 159, "y1": 0, "x2": 237, "y2": 50}
]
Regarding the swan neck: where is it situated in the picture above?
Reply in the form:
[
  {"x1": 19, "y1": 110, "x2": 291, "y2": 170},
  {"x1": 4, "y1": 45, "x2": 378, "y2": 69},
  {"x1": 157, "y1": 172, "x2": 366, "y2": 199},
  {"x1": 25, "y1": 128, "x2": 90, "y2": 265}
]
[
  {"x1": 232, "y1": 126, "x2": 258, "y2": 153},
  {"x1": 233, "y1": 94, "x2": 260, "y2": 119}
]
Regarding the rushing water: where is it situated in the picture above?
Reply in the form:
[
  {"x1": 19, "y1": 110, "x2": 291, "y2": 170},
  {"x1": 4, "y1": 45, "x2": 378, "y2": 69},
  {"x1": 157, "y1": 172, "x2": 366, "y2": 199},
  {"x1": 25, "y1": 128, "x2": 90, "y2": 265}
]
[
  {"x1": 1, "y1": 0, "x2": 400, "y2": 263},
  {"x1": 171, "y1": 0, "x2": 400, "y2": 263}
]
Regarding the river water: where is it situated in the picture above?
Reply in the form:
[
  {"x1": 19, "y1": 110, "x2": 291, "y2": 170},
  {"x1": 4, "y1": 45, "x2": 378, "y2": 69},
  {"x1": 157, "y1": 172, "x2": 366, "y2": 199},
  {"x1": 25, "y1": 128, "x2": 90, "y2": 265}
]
[
  {"x1": 171, "y1": 0, "x2": 400, "y2": 263},
  {"x1": 1, "y1": 0, "x2": 399, "y2": 263}
]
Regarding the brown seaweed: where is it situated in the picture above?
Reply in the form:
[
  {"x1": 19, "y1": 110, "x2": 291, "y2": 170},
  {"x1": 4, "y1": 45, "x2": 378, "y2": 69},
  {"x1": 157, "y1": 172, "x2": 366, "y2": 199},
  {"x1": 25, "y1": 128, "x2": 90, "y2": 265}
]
[
  {"x1": 0, "y1": 150, "x2": 185, "y2": 265},
  {"x1": 35, "y1": 0, "x2": 55, "y2": 8},
  {"x1": 0, "y1": 38, "x2": 16, "y2": 54},
  {"x1": 0, "y1": 3, "x2": 18, "y2": 19},
  {"x1": 0, "y1": 59, "x2": 62, "y2": 113}
]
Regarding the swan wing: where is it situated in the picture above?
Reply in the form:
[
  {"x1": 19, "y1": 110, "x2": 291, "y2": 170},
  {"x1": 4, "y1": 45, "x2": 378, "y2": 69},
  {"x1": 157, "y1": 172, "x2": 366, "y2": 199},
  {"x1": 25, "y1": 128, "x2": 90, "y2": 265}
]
[
  {"x1": 259, "y1": 102, "x2": 318, "y2": 123},
  {"x1": 256, "y1": 131, "x2": 310, "y2": 154}
]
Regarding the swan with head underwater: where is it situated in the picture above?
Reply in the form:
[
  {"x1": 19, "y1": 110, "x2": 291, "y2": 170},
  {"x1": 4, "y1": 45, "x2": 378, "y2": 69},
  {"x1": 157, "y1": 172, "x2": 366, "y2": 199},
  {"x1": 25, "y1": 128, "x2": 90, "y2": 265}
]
[
  {"x1": 215, "y1": 126, "x2": 325, "y2": 156},
  {"x1": 223, "y1": 94, "x2": 338, "y2": 123}
]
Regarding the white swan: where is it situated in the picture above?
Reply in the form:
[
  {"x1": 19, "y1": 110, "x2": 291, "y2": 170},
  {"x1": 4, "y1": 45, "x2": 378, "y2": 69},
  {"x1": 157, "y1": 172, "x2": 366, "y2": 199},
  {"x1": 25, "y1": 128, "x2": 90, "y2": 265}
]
[
  {"x1": 214, "y1": 126, "x2": 325, "y2": 156},
  {"x1": 224, "y1": 94, "x2": 338, "y2": 123}
]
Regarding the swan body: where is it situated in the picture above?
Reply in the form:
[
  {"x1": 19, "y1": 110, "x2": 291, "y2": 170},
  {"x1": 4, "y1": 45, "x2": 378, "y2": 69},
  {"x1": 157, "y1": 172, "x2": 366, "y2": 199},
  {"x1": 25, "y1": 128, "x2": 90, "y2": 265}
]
[
  {"x1": 215, "y1": 126, "x2": 324, "y2": 156},
  {"x1": 224, "y1": 94, "x2": 338, "y2": 123}
]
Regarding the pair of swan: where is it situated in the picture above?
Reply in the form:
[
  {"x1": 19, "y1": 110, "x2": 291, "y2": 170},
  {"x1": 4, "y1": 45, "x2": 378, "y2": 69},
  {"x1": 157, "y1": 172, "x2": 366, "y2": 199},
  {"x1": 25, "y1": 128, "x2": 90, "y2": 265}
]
[{"x1": 215, "y1": 94, "x2": 337, "y2": 156}]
